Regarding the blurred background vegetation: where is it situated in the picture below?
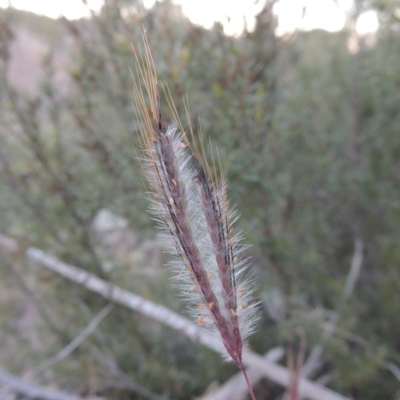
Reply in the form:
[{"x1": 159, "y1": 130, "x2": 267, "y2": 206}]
[{"x1": 0, "y1": 0, "x2": 399, "y2": 399}]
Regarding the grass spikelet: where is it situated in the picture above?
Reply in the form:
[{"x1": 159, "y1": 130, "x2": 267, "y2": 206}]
[{"x1": 131, "y1": 32, "x2": 258, "y2": 399}]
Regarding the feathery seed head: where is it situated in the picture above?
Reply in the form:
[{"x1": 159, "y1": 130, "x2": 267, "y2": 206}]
[{"x1": 131, "y1": 32, "x2": 258, "y2": 368}]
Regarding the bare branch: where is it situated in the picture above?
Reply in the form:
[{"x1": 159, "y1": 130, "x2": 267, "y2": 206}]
[
  {"x1": 0, "y1": 234, "x2": 351, "y2": 400},
  {"x1": 0, "y1": 369, "x2": 86, "y2": 400},
  {"x1": 299, "y1": 237, "x2": 365, "y2": 397},
  {"x1": 196, "y1": 347, "x2": 284, "y2": 400},
  {"x1": 32, "y1": 304, "x2": 114, "y2": 375},
  {"x1": 384, "y1": 362, "x2": 400, "y2": 383},
  {"x1": 343, "y1": 238, "x2": 363, "y2": 300}
]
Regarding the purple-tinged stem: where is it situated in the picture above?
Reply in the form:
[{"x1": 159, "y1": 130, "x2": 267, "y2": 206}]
[{"x1": 238, "y1": 361, "x2": 257, "y2": 400}]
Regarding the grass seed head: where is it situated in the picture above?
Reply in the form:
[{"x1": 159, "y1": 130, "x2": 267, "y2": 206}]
[{"x1": 132, "y1": 32, "x2": 258, "y2": 368}]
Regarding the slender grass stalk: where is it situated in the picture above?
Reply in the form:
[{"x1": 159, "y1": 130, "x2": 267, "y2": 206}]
[{"x1": 131, "y1": 32, "x2": 258, "y2": 399}]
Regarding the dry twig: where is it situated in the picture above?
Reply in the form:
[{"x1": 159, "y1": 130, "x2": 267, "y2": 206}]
[
  {"x1": 0, "y1": 369, "x2": 86, "y2": 400},
  {"x1": 0, "y1": 234, "x2": 350, "y2": 400}
]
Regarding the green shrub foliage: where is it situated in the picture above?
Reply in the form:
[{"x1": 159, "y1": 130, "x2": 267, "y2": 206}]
[{"x1": 0, "y1": 1, "x2": 399, "y2": 398}]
